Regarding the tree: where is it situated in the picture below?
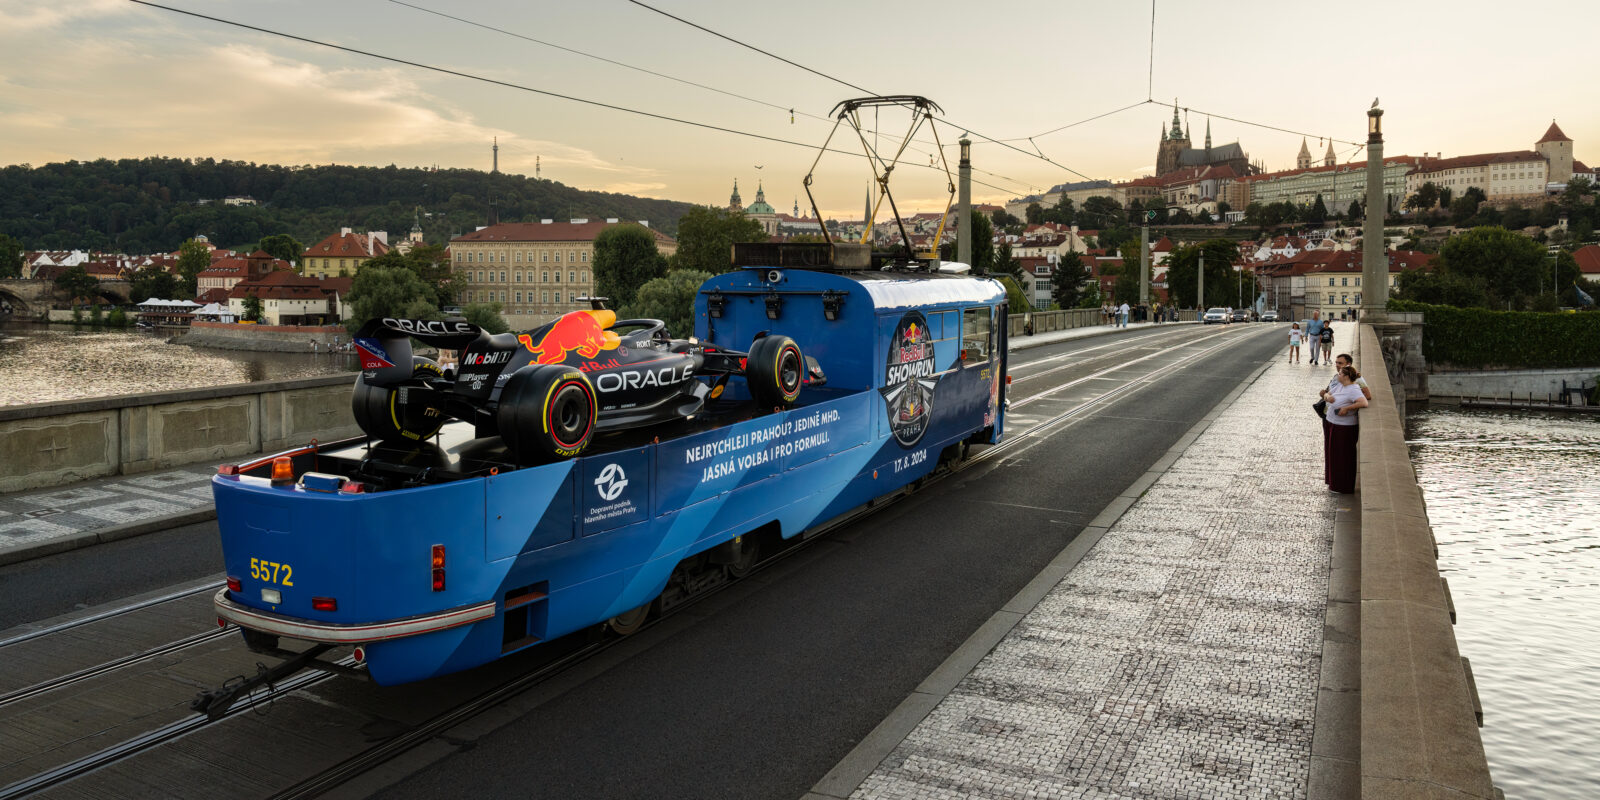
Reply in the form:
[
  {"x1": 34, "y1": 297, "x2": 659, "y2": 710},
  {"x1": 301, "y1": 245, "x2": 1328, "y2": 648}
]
[
  {"x1": 0, "y1": 233, "x2": 22, "y2": 279},
  {"x1": 129, "y1": 264, "x2": 178, "y2": 302},
  {"x1": 1405, "y1": 182, "x2": 1440, "y2": 212},
  {"x1": 1393, "y1": 268, "x2": 1489, "y2": 308},
  {"x1": 670, "y1": 206, "x2": 765, "y2": 275},
  {"x1": 359, "y1": 243, "x2": 459, "y2": 307},
  {"x1": 1308, "y1": 194, "x2": 1329, "y2": 224},
  {"x1": 1052, "y1": 195, "x2": 1076, "y2": 226},
  {"x1": 1051, "y1": 250, "x2": 1090, "y2": 309},
  {"x1": 1244, "y1": 201, "x2": 1264, "y2": 226},
  {"x1": 257, "y1": 233, "x2": 304, "y2": 266},
  {"x1": 1024, "y1": 203, "x2": 1044, "y2": 225},
  {"x1": 462, "y1": 302, "x2": 509, "y2": 334},
  {"x1": 343, "y1": 265, "x2": 439, "y2": 333},
  {"x1": 992, "y1": 241, "x2": 1023, "y2": 285},
  {"x1": 55, "y1": 265, "x2": 100, "y2": 303},
  {"x1": 1081, "y1": 195, "x2": 1124, "y2": 228},
  {"x1": 1560, "y1": 175, "x2": 1593, "y2": 209},
  {"x1": 1162, "y1": 239, "x2": 1238, "y2": 308},
  {"x1": 1170, "y1": 208, "x2": 1194, "y2": 225},
  {"x1": 1347, "y1": 199, "x2": 1362, "y2": 222},
  {"x1": 1437, "y1": 187, "x2": 1454, "y2": 209},
  {"x1": 1436, "y1": 226, "x2": 1546, "y2": 307},
  {"x1": 991, "y1": 208, "x2": 1023, "y2": 234},
  {"x1": 241, "y1": 294, "x2": 263, "y2": 322},
  {"x1": 175, "y1": 238, "x2": 211, "y2": 298},
  {"x1": 1216, "y1": 201, "x2": 1232, "y2": 218},
  {"x1": 622, "y1": 269, "x2": 712, "y2": 339},
  {"x1": 592, "y1": 223, "x2": 667, "y2": 310}
]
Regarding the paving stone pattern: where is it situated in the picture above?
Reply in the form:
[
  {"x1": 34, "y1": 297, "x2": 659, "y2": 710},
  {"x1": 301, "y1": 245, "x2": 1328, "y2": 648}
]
[
  {"x1": 854, "y1": 362, "x2": 1337, "y2": 800},
  {"x1": 0, "y1": 467, "x2": 215, "y2": 548}
]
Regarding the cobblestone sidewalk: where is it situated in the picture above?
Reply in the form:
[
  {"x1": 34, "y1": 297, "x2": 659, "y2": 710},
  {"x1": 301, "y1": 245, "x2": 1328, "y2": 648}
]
[
  {"x1": 852, "y1": 359, "x2": 1338, "y2": 800},
  {"x1": 0, "y1": 466, "x2": 215, "y2": 549}
]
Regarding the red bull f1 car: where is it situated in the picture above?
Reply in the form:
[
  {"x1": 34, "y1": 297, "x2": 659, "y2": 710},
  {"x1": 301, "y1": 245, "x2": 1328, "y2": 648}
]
[{"x1": 350, "y1": 309, "x2": 816, "y2": 461}]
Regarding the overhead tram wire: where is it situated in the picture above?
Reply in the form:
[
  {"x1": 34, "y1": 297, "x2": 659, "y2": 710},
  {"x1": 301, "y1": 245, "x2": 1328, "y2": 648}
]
[{"x1": 123, "y1": 1, "x2": 1023, "y2": 197}]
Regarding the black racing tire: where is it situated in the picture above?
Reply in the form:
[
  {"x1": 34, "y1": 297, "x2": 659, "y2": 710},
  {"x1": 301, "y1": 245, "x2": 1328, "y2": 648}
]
[
  {"x1": 351, "y1": 357, "x2": 446, "y2": 444},
  {"x1": 746, "y1": 335, "x2": 804, "y2": 409},
  {"x1": 498, "y1": 364, "x2": 597, "y2": 460}
]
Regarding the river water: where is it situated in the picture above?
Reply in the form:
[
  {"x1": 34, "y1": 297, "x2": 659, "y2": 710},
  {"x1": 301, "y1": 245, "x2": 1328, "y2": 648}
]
[
  {"x1": 1407, "y1": 408, "x2": 1600, "y2": 799},
  {"x1": 0, "y1": 322, "x2": 355, "y2": 407}
]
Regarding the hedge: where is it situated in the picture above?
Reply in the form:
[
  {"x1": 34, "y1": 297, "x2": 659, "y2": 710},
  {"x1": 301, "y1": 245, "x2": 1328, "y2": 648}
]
[{"x1": 1387, "y1": 300, "x2": 1600, "y2": 369}]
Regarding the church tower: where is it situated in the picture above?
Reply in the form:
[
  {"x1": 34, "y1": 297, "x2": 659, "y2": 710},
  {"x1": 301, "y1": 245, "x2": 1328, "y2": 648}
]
[
  {"x1": 1204, "y1": 118, "x2": 1212, "y2": 151},
  {"x1": 1536, "y1": 120, "x2": 1574, "y2": 184},
  {"x1": 729, "y1": 179, "x2": 742, "y2": 213},
  {"x1": 1324, "y1": 141, "x2": 1336, "y2": 167},
  {"x1": 1297, "y1": 138, "x2": 1312, "y2": 171},
  {"x1": 1156, "y1": 102, "x2": 1190, "y2": 176}
]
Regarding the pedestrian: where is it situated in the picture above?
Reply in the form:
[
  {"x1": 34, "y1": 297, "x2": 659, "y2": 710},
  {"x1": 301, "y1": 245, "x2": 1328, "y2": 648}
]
[
  {"x1": 1304, "y1": 311, "x2": 1324, "y2": 365},
  {"x1": 1154, "y1": 302, "x2": 1163, "y2": 323},
  {"x1": 1333, "y1": 354, "x2": 1372, "y2": 400},
  {"x1": 1321, "y1": 365, "x2": 1369, "y2": 494},
  {"x1": 1118, "y1": 300, "x2": 1130, "y2": 328},
  {"x1": 1319, "y1": 320, "x2": 1335, "y2": 365},
  {"x1": 1288, "y1": 323, "x2": 1302, "y2": 363}
]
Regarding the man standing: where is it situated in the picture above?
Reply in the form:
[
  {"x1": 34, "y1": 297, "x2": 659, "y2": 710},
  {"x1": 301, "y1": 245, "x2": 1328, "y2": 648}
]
[
  {"x1": 1304, "y1": 311, "x2": 1325, "y2": 365},
  {"x1": 1118, "y1": 300, "x2": 1130, "y2": 328}
]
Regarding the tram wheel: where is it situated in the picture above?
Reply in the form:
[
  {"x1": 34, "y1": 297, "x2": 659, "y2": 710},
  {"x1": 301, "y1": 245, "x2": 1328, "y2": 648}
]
[
  {"x1": 723, "y1": 534, "x2": 760, "y2": 579},
  {"x1": 606, "y1": 602, "x2": 652, "y2": 636}
]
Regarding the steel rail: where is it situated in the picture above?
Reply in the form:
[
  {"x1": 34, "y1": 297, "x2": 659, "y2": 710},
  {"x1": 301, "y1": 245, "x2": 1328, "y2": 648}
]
[
  {"x1": 0, "y1": 580, "x2": 224, "y2": 649},
  {"x1": 0, "y1": 627, "x2": 235, "y2": 709}
]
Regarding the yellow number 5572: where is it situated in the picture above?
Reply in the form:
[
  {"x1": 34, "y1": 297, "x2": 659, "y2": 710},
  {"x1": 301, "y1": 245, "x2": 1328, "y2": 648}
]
[{"x1": 250, "y1": 558, "x2": 294, "y2": 587}]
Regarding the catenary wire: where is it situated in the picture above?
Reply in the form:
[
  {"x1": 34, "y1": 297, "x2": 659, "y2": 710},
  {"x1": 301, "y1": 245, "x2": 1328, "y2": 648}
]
[{"x1": 125, "y1": 1, "x2": 1024, "y2": 198}]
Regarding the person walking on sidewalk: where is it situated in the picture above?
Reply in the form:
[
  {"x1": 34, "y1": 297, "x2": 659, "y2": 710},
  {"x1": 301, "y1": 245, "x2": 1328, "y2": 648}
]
[
  {"x1": 1118, "y1": 301, "x2": 1130, "y2": 328},
  {"x1": 1321, "y1": 365, "x2": 1369, "y2": 493},
  {"x1": 1319, "y1": 320, "x2": 1335, "y2": 366},
  {"x1": 1303, "y1": 311, "x2": 1324, "y2": 364},
  {"x1": 1288, "y1": 323, "x2": 1302, "y2": 363}
]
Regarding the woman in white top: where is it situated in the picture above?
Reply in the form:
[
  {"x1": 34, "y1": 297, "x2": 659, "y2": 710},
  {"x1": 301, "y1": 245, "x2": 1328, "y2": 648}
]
[
  {"x1": 1321, "y1": 366, "x2": 1369, "y2": 493},
  {"x1": 1288, "y1": 323, "x2": 1302, "y2": 363}
]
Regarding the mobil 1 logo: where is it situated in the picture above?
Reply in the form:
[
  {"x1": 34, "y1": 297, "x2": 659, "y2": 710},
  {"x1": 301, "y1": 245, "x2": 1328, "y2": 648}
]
[{"x1": 881, "y1": 311, "x2": 939, "y2": 448}]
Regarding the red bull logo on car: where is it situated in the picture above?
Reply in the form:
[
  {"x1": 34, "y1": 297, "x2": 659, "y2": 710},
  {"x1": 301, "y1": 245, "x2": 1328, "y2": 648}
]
[
  {"x1": 518, "y1": 310, "x2": 623, "y2": 365},
  {"x1": 882, "y1": 311, "x2": 938, "y2": 447}
]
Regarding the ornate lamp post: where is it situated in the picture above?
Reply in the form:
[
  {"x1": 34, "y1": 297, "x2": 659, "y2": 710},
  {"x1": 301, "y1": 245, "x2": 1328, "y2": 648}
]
[{"x1": 1362, "y1": 102, "x2": 1387, "y2": 322}]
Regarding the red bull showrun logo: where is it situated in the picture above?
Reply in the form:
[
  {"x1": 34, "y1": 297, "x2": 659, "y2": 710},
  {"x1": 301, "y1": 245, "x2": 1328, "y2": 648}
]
[
  {"x1": 518, "y1": 310, "x2": 622, "y2": 365},
  {"x1": 882, "y1": 311, "x2": 938, "y2": 447}
]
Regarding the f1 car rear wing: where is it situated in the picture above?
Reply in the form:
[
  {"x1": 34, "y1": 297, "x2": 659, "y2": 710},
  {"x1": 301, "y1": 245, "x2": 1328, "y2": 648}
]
[{"x1": 353, "y1": 318, "x2": 485, "y2": 383}]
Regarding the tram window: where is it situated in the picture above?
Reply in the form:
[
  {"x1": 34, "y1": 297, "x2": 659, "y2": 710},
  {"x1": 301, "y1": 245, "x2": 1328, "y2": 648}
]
[{"x1": 961, "y1": 307, "x2": 992, "y2": 362}]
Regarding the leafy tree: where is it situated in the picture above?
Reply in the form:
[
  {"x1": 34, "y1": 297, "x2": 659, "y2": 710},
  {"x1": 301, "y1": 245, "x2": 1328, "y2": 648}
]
[
  {"x1": 1081, "y1": 195, "x2": 1124, "y2": 227},
  {"x1": 622, "y1": 269, "x2": 712, "y2": 339},
  {"x1": 343, "y1": 265, "x2": 439, "y2": 333},
  {"x1": 175, "y1": 238, "x2": 210, "y2": 298},
  {"x1": 1560, "y1": 175, "x2": 1593, "y2": 208},
  {"x1": 1051, "y1": 250, "x2": 1091, "y2": 309},
  {"x1": 256, "y1": 233, "x2": 304, "y2": 266},
  {"x1": 129, "y1": 264, "x2": 178, "y2": 301},
  {"x1": 1347, "y1": 199, "x2": 1362, "y2": 222},
  {"x1": 0, "y1": 233, "x2": 22, "y2": 279},
  {"x1": 1216, "y1": 201, "x2": 1232, "y2": 218},
  {"x1": 107, "y1": 307, "x2": 128, "y2": 327},
  {"x1": 361, "y1": 243, "x2": 458, "y2": 307},
  {"x1": 1052, "y1": 196, "x2": 1076, "y2": 225},
  {"x1": 1308, "y1": 194, "x2": 1328, "y2": 224},
  {"x1": 593, "y1": 223, "x2": 667, "y2": 310},
  {"x1": 992, "y1": 241, "x2": 1023, "y2": 285},
  {"x1": 1405, "y1": 182, "x2": 1440, "y2": 212},
  {"x1": 940, "y1": 209, "x2": 996, "y2": 274},
  {"x1": 1244, "y1": 201, "x2": 1264, "y2": 225},
  {"x1": 1436, "y1": 226, "x2": 1546, "y2": 307},
  {"x1": 1437, "y1": 187, "x2": 1454, "y2": 209},
  {"x1": 462, "y1": 302, "x2": 509, "y2": 334},
  {"x1": 994, "y1": 274, "x2": 1032, "y2": 313},
  {"x1": 1170, "y1": 208, "x2": 1194, "y2": 225},
  {"x1": 55, "y1": 264, "x2": 99, "y2": 302},
  {"x1": 670, "y1": 206, "x2": 765, "y2": 275},
  {"x1": 241, "y1": 294, "x2": 263, "y2": 322},
  {"x1": 1024, "y1": 203, "x2": 1044, "y2": 225},
  {"x1": 990, "y1": 208, "x2": 1023, "y2": 233},
  {"x1": 1163, "y1": 239, "x2": 1238, "y2": 308},
  {"x1": 1449, "y1": 195, "x2": 1481, "y2": 226},
  {"x1": 1394, "y1": 268, "x2": 1489, "y2": 308}
]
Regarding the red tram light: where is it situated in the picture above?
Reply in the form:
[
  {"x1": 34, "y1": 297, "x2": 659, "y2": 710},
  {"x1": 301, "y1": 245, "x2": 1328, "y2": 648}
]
[
  {"x1": 432, "y1": 568, "x2": 446, "y2": 592},
  {"x1": 431, "y1": 545, "x2": 446, "y2": 592},
  {"x1": 217, "y1": 464, "x2": 240, "y2": 476},
  {"x1": 311, "y1": 596, "x2": 338, "y2": 612},
  {"x1": 270, "y1": 456, "x2": 295, "y2": 484},
  {"x1": 226, "y1": 576, "x2": 242, "y2": 592}
]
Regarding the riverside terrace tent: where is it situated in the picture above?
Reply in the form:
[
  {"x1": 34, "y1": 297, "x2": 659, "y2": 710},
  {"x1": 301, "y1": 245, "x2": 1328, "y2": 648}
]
[
  {"x1": 193, "y1": 302, "x2": 236, "y2": 322},
  {"x1": 136, "y1": 298, "x2": 202, "y2": 326}
]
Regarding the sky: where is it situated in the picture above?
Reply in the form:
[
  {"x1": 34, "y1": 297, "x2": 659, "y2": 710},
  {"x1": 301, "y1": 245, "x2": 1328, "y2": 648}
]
[{"x1": 3, "y1": 0, "x2": 1597, "y2": 221}]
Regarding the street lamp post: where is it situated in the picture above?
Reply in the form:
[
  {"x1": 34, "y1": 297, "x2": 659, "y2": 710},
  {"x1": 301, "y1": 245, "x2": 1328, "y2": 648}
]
[
  {"x1": 957, "y1": 138, "x2": 972, "y2": 268},
  {"x1": 1361, "y1": 102, "x2": 1387, "y2": 322}
]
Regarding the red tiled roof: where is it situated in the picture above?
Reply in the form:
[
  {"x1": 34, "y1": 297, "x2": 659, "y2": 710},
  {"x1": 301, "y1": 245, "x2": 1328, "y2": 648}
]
[
  {"x1": 452, "y1": 221, "x2": 676, "y2": 246},
  {"x1": 196, "y1": 288, "x2": 231, "y2": 304},
  {"x1": 1408, "y1": 151, "x2": 1545, "y2": 175},
  {"x1": 304, "y1": 231, "x2": 390, "y2": 258},
  {"x1": 1239, "y1": 156, "x2": 1424, "y2": 183},
  {"x1": 1572, "y1": 245, "x2": 1600, "y2": 274},
  {"x1": 1536, "y1": 121, "x2": 1571, "y2": 145}
]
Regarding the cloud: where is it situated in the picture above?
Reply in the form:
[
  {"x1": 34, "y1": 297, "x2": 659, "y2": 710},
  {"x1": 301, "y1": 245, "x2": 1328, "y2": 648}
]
[
  {"x1": 601, "y1": 182, "x2": 668, "y2": 196},
  {"x1": 0, "y1": 0, "x2": 126, "y2": 33}
]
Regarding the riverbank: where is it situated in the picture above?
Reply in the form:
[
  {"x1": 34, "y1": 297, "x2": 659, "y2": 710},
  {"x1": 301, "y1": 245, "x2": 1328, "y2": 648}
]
[{"x1": 170, "y1": 321, "x2": 350, "y2": 353}]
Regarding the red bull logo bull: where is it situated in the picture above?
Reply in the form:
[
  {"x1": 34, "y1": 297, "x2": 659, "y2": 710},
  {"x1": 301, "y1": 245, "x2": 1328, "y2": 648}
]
[{"x1": 518, "y1": 310, "x2": 622, "y2": 365}]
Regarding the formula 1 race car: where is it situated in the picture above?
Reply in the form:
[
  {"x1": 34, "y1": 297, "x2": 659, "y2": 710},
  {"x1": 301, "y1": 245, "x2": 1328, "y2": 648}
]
[{"x1": 350, "y1": 310, "x2": 816, "y2": 461}]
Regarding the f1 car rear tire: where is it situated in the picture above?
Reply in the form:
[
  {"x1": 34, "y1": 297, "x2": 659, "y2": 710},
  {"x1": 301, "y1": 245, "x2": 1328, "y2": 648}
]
[
  {"x1": 351, "y1": 357, "x2": 446, "y2": 444},
  {"x1": 498, "y1": 365, "x2": 597, "y2": 460},
  {"x1": 747, "y1": 334, "x2": 804, "y2": 408}
]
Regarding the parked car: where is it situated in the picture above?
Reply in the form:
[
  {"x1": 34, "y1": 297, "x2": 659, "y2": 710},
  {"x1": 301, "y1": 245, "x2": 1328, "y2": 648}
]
[
  {"x1": 1260, "y1": 310, "x2": 1280, "y2": 323},
  {"x1": 1230, "y1": 308, "x2": 1251, "y2": 323},
  {"x1": 1203, "y1": 307, "x2": 1228, "y2": 324}
]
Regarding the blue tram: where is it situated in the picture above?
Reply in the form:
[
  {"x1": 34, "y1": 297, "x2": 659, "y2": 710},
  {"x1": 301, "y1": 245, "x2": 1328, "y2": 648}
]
[{"x1": 209, "y1": 246, "x2": 1009, "y2": 686}]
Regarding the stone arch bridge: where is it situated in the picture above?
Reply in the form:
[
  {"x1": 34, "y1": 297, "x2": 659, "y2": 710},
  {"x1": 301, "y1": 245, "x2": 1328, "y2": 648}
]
[{"x1": 0, "y1": 279, "x2": 133, "y2": 315}]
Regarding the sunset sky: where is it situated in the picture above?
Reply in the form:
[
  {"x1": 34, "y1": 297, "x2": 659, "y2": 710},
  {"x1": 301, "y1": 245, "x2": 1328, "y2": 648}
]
[{"x1": 4, "y1": 0, "x2": 1596, "y2": 220}]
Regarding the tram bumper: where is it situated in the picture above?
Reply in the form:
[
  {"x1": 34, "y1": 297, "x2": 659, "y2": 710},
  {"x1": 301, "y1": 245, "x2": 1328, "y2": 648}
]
[{"x1": 213, "y1": 588, "x2": 496, "y2": 645}]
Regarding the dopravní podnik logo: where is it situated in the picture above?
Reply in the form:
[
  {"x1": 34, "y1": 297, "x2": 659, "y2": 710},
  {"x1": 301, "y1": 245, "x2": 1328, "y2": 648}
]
[{"x1": 882, "y1": 311, "x2": 938, "y2": 447}]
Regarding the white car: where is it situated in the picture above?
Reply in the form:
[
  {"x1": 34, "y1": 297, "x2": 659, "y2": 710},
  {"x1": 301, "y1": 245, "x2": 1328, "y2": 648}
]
[
  {"x1": 1203, "y1": 307, "x2": 1228, "y2": 324},
  {"x1": 1260, "y1": 310, "x2": 1280, "y2": 323}
]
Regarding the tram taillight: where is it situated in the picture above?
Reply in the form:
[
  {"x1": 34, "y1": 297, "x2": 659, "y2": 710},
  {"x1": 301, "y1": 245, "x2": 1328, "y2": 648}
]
[
  {"x1": 431, "y1": 545, "x2": 446, "y2": 592},
  {"x1": 312, "y1": 596, "x2": 338, "y2": 612},
  {"x1": 226, "y1": 576, "x2": 242, "y2": 592}
]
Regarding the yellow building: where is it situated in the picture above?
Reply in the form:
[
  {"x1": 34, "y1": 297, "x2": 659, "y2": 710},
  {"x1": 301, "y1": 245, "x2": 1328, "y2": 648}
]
[
  {"x1": 450, "y1": 219, "x2": 678, "y2": 327},
  {"x1": 302, "y1": 228, "x2": 391, "y2": 277}
]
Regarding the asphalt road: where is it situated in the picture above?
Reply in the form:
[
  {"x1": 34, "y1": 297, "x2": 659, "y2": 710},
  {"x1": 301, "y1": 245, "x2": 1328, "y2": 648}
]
[
  {"x1": 366, "y1": 323, "x2": 1287, "y2": 800},
  {"x1": 0, "y1": 322, "x2": 1286, "y2": 800}
]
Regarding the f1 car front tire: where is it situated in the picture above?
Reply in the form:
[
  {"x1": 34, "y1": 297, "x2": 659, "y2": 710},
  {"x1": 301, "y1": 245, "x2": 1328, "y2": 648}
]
[
  {"x1": 351, "y1": 357, "x2": 446, "y2": 444},
  {"x1": 498, "y1": 365, "x2": 597, "y2": 460},
  {"x1": 747, "y1": 335, "x2": 804, "y2": 409}
]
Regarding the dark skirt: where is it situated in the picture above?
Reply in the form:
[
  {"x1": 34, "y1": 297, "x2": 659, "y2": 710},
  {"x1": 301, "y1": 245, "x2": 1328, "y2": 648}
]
[
  {"x1": 1322, "y1": 420, "x2": 1332, "y2": 483},
  {"x1": 1327, "y1": 423, "x2": 1359, "y2": 493}
]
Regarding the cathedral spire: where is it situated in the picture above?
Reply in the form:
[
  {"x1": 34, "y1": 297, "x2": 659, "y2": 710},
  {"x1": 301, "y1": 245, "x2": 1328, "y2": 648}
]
[
  {"x1": 1204, "y1": 118, "x2": 1212, "y2": 150},
  {"x1": 1169, "y1": 101, "x2": 1184, "y2": 140},
  {"x1": 1297, "y1": 138, "x2": 1312, "y2": 171},
  {"x1": 730, "y1": 178, "x2": 741, "y2": 211},
  {"x1": 1324, "y1": 140, "x2": 1336, "y2": 167}
]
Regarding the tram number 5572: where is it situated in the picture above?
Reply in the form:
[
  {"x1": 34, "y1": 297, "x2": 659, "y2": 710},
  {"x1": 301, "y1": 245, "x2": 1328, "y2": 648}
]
[{"x1": 250, "y1": 558, "x2": 294, "y2": 586}]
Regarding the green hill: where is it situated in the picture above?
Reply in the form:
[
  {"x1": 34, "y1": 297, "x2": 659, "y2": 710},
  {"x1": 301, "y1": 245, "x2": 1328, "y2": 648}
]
[{"x1": 0, "y1": 157, "x2": 696, "y2": 254}]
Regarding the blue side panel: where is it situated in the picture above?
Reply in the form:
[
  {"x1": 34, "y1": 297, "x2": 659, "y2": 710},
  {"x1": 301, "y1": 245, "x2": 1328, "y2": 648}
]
[{"x1": 486, "y1": 461, "x2": 575, "y2": 559}]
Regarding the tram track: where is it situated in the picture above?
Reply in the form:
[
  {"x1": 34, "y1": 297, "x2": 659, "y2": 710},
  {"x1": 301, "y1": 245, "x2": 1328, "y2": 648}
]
[{"x1": 1, "y1": 323, "x2": 1271, "y2": 799}]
